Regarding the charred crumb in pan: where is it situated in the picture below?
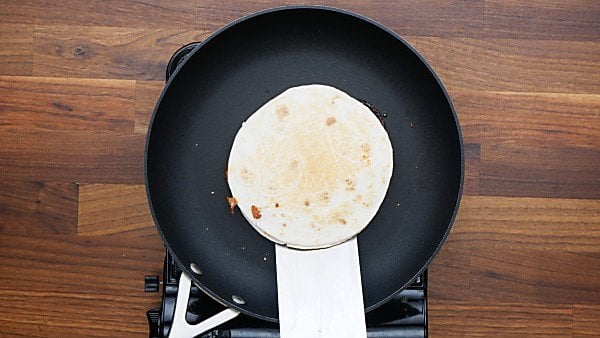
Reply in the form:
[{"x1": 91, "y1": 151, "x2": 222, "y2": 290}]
[
  {"x1": 410, "y1": 122, "x2": 415, "y2": 128},
  {"x1": 226, "y1": 196, "x2": 237, "y2": 214},
  {"x1": 359, "y1": 99, "x2": 385, "y2": 128},
  {"x1": 251, "y1": 205, "x2": 262, "y2": 219}
]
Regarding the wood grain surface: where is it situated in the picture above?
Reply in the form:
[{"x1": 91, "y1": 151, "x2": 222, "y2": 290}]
[{"x1": 0, "y1": 0, "x2": 598, "y2": 336}]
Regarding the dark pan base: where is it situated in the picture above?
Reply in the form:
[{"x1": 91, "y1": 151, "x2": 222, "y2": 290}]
[{"x1": 145, "y1": 6, "x2": 463, "y2": 322}]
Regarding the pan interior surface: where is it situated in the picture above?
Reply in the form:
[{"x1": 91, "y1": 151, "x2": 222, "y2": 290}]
[{"x1": 146, "y1": 7, "x2": 462, "y2": 322}]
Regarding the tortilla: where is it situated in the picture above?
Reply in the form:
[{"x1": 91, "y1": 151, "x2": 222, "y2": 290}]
[{"x1": 227, "y1": 84, "x2": 393, "y2": 249}]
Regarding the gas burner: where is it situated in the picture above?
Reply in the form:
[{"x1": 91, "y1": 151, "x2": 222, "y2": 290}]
[
  {"x1": 144, "y1": 43, "x2": 428, "y2": 338},
  {"x1": 146, "y1": 250, "x2": 427, "y2": 338}
]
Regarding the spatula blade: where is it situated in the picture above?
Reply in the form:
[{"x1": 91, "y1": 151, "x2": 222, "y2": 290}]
[{"x1": 275, "y1": 237, "x2": 366, "y2": 338}]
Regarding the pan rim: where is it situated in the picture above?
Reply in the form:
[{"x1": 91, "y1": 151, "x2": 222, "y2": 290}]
[{"x1": 144, "y1": 5, "x2": 464, "y2": 323}]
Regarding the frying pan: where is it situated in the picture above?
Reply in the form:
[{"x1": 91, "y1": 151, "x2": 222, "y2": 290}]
[{"x1": 145, "y1": 6, "x2": 463, "y2": 322}]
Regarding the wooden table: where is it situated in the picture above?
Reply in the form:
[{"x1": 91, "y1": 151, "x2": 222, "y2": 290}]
[{"x1": 0, "y1": 1, "x2": 598, "y2": 336}]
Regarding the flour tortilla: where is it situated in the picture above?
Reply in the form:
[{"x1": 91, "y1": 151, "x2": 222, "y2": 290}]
[{"x1": 227, "y1": 84, "x2": 393, "y2": 249}]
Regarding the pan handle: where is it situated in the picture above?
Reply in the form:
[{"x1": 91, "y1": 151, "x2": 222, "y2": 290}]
[{"x1": 168, "y1": 272, "x2": 240, "y2": 338}]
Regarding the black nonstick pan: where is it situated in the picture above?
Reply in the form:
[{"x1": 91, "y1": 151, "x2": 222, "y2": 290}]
[{"x1": 145, "y1": 6, "x2": 463, "y2": 322}]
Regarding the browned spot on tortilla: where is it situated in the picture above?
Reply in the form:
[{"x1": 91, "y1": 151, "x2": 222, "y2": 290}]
[
  {"x1": 226, "y1": 197, "x2": 237, "y2": 214},
  {"x1": 240, "y1": 166, "x2": 255, "y2": 185},
  {"x1": 304, "y1": 200, "x2": 310, "y2": 206},
  {"x1": 330, "y1": 94, "x2": 341, "y2": 105},
  {"x1": 360, "y1": 143, "x2": 372, "y2": 163},
  {"x1": 318, "y1": 191, "x2": 330, "y2": 203},
  {"x1": 282, "y1": 223, "x2": 287, "y2": 227},
  {"x1": 345, "y1": 178, "x2": 355, "y2": 191},
  {"x1": 338, "y1": 218, "x2": 347, "y2": 225},
  {"x1": 251, "y1": 205, "x2": 262, "y2": 219},
  {"x1": 276, "y1": 105, "x2": 289, "y2": 119},
  {"x1": 275, "y1": 202, "x2": 279, "y2": 208},
  {"x1": 326, "y1": 117, "x2": 336, "y2": 126}
]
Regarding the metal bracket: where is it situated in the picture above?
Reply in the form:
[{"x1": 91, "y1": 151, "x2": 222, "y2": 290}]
[{"x1": 168, "y1": 272, "x2": 240, "y2": 338}]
